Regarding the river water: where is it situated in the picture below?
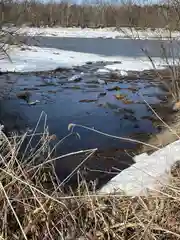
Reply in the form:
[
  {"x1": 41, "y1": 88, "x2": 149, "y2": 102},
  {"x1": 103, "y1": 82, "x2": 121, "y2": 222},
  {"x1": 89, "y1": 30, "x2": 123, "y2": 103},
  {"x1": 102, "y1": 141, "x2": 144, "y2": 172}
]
[
  {"x1": 27, "y1": 36, "x2": 179, "y2": 58},
  {"x1": 0, "y1": 36, "x2": 173, "y2": 187}
]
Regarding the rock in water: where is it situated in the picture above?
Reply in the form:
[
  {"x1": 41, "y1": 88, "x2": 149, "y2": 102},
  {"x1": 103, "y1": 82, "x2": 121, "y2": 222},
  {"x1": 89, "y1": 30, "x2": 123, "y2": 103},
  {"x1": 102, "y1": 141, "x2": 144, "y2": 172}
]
[
  {"x1": 68, "y1": 72, "x2": 84, "y2": 82},
  {"x1": 16, "y1": 91, "x2": 31, "y2": 102},
  {"x1": 43, "y1": 78, "x2": 57, "y2": 85},
  {"x1": 97, "y1": 79, "x2": 106, "y2": 84},
  {"x1": 120, "y1": 70, "x2": 128, "y2": 76},
  {"x1": 79, "y1": 99, "x2": 96, "y2": 103},
  {"x1": 98, "y1": 92, "x2": 107, "y2": 97}
]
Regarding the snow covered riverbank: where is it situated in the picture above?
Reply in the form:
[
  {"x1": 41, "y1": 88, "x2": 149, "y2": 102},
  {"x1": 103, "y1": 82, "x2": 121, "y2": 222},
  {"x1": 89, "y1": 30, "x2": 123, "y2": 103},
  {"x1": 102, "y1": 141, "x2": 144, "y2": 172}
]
[
  {"x1": 100, "y1": 139, "x2": 180, "y2": 196},
  {"x1": 18, "y1": 26, "x2": 180, "y2": 40},
  {"x1": 0, "y1": 45, "x2": 173, "y2": 73}
]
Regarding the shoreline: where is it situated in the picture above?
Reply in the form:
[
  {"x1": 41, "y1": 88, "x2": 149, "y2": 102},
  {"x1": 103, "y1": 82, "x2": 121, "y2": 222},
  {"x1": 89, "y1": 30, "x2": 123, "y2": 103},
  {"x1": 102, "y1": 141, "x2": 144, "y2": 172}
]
[
  {"x1": 0, "y1": 44, "x2": 176, "y2": 74},
  {"x1": 16, "y1": 26, "x2": 180, "y2": 40}
]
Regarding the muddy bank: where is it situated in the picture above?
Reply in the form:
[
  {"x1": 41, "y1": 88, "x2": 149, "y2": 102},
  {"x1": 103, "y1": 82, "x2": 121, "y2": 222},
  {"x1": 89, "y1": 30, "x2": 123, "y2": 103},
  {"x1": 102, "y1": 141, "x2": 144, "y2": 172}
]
[{"x1": 141, "y1": 109, "x2": 180, "y2": 154}]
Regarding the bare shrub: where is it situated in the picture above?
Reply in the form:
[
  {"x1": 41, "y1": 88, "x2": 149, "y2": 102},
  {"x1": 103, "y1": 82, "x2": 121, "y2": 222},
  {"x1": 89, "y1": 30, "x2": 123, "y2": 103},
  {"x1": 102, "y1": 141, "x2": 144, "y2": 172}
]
[{"x1": 116, "y1": 0, "x2": 180, "y2": 103}]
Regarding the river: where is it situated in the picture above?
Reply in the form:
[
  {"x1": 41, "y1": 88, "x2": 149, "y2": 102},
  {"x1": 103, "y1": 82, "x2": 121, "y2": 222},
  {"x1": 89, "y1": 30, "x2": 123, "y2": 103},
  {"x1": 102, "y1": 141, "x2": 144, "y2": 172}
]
[{"x1": 0, "y1": 36, "x2": 173, "y2": 188}]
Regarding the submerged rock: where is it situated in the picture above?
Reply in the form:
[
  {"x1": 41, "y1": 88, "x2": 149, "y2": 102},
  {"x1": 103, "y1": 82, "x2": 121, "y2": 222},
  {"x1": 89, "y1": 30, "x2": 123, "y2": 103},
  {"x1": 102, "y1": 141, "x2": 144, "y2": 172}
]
[
  {"x1": 122, "y1": 98, "x2": 134, "y2": 105},
  {"x1": 79, "y1": 99, "x2": 97, "y2": 103},
  {"x1": 127, "y1": 87, "x2": 138, "y2": 93},
  {"x1": 104, "y1": 102, "x2": 119, "y2": 110},
  {"x1": 124, "y1": 114, "x2": 137, "y2": 121},
  {"x1": 24, "y1": 87, "x2": 39, "y2": 91},
  {"x1": 125, "y1": 108, "x2": 135, "y2": 114},
  {"x1": 141, "y1": 115, "x2": 156, "y2": 121},
  {"x1": 98, "y1": 92, "x2": 107, "y2": 97},
  {"x1": 114, "y1": 93, "x2": 126, "y2": 100},
  {"x1": 107, "y1": 86, "x2": 121, "y2": 91},
  {"x1": 16, "y1": 91, "x2": 31, "y2": 102},
  {"x1": 109, "y1": 72, "x2": 122, "y2": 79},
  {"x1": 48, "y1": 90, "x2": 57, "y2": 93},
  {"x1": 42, "y1": 78, "x2": 57, "y2": 85}
]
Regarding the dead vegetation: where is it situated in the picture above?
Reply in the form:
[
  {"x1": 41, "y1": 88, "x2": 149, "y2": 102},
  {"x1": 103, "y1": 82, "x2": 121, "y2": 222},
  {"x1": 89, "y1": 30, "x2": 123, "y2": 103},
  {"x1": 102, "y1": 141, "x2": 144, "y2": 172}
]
[{"x1": 0, "y1": 118, "x2": 179, "y2": 240}]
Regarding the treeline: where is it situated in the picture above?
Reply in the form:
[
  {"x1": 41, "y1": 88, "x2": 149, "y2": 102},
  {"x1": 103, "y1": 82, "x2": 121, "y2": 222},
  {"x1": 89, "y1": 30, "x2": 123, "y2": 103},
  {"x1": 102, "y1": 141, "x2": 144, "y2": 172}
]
[{"x1": 1, "y1": 0, "x2": 180, "y2": 29}]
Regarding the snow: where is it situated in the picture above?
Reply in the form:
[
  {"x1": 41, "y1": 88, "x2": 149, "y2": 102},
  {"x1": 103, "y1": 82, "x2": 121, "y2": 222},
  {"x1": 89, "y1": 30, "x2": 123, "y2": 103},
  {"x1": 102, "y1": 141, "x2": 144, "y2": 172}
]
[
  {"x1": 1, "y1": 46, "x2": 114, "y2": 72},
  {"x1": 68, "y1": 73, "x2": 84, "y2": 82},
  {"x1": 0, "y1": 45, "x2": 173, "y2": 73},
  {"x1": 99, "y1": 139, "x2": 180, "y2": 196},
  {"x1": 96, "y1": 68, "x2": 110, "y2": 74},
  {"x1": 18, "y1": 27, "x2": 180, "y2": 40},
  {"x1": 98, "y1": 58, "x2": 168, "y2": 76},
  {"x1": 104, "y1": 60, "x2": 166, "y2": 72},
  {"x1": 133, "y1": 153, "x2": 148, "y2": 163}
]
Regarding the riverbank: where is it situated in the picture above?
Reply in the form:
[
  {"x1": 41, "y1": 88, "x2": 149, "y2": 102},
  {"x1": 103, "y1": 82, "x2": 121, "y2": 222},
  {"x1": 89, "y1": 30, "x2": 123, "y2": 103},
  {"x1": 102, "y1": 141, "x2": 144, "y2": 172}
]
[
  {"x1": 0, "y1": 44, "x2": 172, "y2": 73},
  {"x1": 17, "y1": 26, "x2": 180, "y2": 40}
]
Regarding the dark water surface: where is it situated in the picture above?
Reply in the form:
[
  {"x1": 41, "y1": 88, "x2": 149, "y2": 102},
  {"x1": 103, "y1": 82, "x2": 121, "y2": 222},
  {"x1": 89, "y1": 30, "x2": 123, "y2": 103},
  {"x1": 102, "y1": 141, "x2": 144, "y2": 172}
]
[{"x1": 25, "y1": 36, "x2": 180, "y2": 58}]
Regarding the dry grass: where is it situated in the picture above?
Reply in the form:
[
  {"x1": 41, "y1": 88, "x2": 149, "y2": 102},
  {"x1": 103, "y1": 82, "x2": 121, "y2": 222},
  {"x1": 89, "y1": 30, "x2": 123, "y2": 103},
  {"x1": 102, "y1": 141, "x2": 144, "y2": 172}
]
[{"x1": 0, "y1": 119, "x2": 179, "y2": 240}]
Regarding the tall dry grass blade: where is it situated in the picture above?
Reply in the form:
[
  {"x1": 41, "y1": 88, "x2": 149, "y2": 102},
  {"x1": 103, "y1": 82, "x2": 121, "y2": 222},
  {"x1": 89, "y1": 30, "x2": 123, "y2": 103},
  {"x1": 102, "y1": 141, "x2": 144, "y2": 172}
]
[
  {"x1": 0, "y1": 181, "x2": 28, "y2": 240},
  {"x1": 68, "y1": 123, "x2": 160, "y2": 150},
  {"x1": 29, "y1": 148, "x2": 97, "y2": 171},
  {"x1": 22, "y1": 111, "x2": 47, "y2": 163},
  {"x1": 59, "y1": 148, "x2": 97, "y2": 186}
]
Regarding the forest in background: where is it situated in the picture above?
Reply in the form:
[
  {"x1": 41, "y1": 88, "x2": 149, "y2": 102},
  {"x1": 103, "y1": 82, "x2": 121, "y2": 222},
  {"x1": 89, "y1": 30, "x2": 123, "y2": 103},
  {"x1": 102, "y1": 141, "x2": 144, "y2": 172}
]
[{"x1": 0, "y1": 0, "x2": 180, "y2": 29}]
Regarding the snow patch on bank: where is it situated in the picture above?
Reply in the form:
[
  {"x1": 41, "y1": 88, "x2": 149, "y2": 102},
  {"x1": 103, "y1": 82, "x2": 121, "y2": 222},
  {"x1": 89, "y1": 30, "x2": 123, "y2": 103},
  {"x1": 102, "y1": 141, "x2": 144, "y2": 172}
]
[
  {"x1": 18, "y1": 26, "x2": 180, "y2": 40},
  {"x1": 97, "y1": 58, "x2": 169, "y2": 76},
  {"x1": 0, "y1": 46, "x2": 105, "y2": 72},
  {"x1": 0, "y1": 45, "x2": 172, "y2": 73},
  {"x1": 100, "y1": 139, "x2": 180, "y2": 196},
  {"x1": 104, "y1": 61, "x2": 166, "y2": 72}
]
